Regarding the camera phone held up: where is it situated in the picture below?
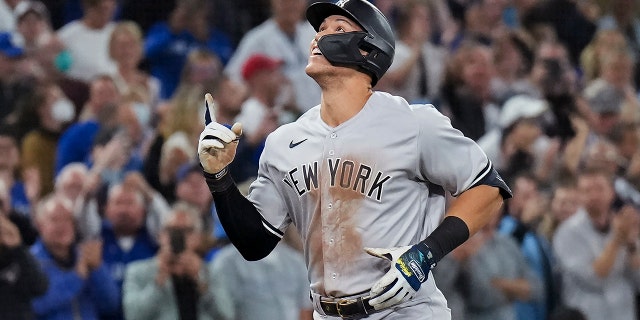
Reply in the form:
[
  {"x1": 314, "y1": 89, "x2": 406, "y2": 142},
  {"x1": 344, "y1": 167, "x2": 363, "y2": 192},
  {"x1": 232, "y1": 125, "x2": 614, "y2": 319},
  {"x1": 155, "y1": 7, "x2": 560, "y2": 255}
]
[
  {"x1": 169, "y1": 228, "x2": 186, "y2": 255},
  {"x1": 540, "y1": 58, "x2": 577, "y2": 142}
]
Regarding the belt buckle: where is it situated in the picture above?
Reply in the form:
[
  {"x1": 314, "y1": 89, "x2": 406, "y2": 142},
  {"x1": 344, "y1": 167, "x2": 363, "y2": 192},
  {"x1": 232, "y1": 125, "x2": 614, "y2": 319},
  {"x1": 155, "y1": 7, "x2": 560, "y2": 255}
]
[{"x1": 336, "y1": 299, "x2": 351, "y2": 318}]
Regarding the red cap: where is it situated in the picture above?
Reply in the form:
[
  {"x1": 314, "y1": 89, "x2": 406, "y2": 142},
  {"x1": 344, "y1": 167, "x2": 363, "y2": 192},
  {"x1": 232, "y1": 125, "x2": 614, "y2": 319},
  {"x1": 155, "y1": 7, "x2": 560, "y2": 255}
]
[{"x1": 241, "y1": 54, "x2": 282, "y2": 81}]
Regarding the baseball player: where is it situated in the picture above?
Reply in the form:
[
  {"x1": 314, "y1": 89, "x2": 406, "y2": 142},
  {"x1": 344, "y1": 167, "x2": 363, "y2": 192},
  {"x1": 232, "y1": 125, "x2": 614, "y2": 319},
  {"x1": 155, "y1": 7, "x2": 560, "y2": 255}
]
[{"x1": 198, "y1": 0, "x2": 512, "y2": 319}]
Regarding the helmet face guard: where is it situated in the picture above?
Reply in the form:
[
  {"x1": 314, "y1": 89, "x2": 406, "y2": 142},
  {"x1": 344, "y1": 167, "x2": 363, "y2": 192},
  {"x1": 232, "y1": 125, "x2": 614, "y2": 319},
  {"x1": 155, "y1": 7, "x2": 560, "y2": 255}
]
[
  {"x1": 317, "y1": 32, "x2": 368, "y2": 66},
  {"x1": 306, "y1": 0, "x2": 395, "y2": 86}
]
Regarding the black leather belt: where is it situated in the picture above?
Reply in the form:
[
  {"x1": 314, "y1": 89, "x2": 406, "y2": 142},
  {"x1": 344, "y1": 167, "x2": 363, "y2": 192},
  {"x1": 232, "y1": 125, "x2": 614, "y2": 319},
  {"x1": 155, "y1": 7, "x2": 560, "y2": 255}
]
[{"x1": 319, "y1": 295, "x2": 377, "y2": 318}]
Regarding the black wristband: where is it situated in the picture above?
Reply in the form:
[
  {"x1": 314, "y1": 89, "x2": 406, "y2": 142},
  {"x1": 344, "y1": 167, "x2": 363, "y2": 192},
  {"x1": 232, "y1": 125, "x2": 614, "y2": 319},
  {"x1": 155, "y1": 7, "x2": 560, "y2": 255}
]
[
  {"x1": 202, "y1": 167, "x2": 235, "y2": 193},
  {"x1": 421, "y1": 216, "x2": 470, "y2": 263}
]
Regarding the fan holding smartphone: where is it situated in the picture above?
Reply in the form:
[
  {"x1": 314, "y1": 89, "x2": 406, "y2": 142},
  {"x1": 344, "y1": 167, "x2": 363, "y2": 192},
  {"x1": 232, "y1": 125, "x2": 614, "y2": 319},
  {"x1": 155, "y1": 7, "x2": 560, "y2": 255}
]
[{"x1": 122, "y1": 202, "x2": 229, "y2": 320}]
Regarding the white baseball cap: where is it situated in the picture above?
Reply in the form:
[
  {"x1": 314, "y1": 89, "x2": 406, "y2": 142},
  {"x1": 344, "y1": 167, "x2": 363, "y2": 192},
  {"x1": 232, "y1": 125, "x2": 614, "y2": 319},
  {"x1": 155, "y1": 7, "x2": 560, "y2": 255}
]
[
  {"x1": 499, "y1": 94, "x2": 548, "y2": 128},
  {"x1": 14, "y1": 0, "x2": 49, "y2": 21}
]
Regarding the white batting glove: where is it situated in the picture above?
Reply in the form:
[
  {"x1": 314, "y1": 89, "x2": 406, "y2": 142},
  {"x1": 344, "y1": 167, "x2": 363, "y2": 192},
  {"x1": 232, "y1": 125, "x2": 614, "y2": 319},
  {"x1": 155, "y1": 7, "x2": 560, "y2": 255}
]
[
  {"x1": 365, "y1": 243, "x2": 436, "y2": 310},
  {"x1": 198, "y1": 93, "x2": 243, "y2": 175}
]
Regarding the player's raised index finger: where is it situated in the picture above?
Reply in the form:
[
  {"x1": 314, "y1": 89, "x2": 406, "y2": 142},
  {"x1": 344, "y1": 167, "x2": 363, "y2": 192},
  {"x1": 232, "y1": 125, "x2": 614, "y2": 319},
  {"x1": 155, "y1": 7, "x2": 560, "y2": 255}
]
[{"x1": 204, "y1": 93, "x2": 216, "y2": 125}]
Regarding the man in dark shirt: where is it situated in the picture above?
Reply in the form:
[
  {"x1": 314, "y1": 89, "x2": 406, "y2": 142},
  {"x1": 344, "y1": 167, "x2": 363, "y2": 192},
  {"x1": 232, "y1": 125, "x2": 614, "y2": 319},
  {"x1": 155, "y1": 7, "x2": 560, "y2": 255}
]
[{"x1": 0, "y1": 196, "x2": 48, "y2": 320}]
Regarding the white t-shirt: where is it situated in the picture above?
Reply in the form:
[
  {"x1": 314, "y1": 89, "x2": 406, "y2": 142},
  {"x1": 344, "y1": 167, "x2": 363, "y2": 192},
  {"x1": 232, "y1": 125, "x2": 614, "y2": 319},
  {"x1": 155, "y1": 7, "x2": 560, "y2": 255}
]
[
  {"x1": 0, "y1": 0, "x2": 16, "y2": 33},
  {"x1": 57, "y1": 20, "x2": 117, "y2": 82}
]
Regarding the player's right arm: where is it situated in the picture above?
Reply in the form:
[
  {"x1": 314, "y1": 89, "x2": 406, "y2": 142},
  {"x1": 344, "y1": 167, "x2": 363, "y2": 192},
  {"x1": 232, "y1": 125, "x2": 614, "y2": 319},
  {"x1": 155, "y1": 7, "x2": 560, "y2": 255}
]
[{"x1": 198, "y1": 94, "x2": 281, "y2": 261}]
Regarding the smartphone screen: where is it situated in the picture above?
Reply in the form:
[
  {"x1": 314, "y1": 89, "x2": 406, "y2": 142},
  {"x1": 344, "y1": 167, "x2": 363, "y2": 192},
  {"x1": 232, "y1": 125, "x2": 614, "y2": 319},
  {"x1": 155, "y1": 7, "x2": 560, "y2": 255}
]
[{"x1": 169, "y1": 229, "x2": 186, "y2": 255}]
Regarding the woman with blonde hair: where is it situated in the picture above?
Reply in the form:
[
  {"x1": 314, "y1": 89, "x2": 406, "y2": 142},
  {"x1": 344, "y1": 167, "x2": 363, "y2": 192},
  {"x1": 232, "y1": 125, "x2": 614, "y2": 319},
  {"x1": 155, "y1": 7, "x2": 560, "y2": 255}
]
[
  {"x1": 109, "y1": 21, "x2": 161, "y2": 131},
  {"x1": 579, "y1": 29, "x2": 628, "y2": 83}
]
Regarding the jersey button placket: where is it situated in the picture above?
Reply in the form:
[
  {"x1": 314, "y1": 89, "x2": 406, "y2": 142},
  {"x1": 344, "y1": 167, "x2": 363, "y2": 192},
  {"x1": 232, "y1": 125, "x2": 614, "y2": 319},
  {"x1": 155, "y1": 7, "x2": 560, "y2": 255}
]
[{"x1": 323, "y1": 131, "x2": 339, "y2": 285}]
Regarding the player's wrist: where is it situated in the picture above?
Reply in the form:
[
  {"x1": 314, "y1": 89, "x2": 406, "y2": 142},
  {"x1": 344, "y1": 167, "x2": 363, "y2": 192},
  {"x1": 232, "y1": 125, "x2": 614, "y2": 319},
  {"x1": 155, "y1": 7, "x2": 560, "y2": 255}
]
[
  {"x1": 203, "y1": 166, "x2": 228, "y2": 179},
  {"x1": 414, "y1": 242, "x2": 437, "y2": 270},
  {"x1": 420, "y1": 216, "x2": 470, "y2": 264},
  {"x1": 202, "y1": 166, "x2": 235, "y2": 193}
]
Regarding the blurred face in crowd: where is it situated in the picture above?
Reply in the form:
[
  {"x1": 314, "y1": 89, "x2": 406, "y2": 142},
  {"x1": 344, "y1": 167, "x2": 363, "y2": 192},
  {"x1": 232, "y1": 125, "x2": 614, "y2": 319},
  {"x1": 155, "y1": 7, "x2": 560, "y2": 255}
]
[
  {"x1": 187, "y1": 55, "x2": 221, "y2": 86},
  {"x1": 34, "y1": 36, "x2": 64, "y2": 70},
  {"x1": 510, "y1": 118, "x2": 543, "y2": 150},
  {"x1": 460, "y1": 46, "x2": 495, "y2": 98},
  {"x1": 585, "y1": 141, "x2": 621, "y2": 176},
  {"x1": 215, "y1": 78, "x2": 247, "y2": 118},
  {"x1": 493, "y1": 34, "x2": 528, "y2": 78},
  {"x1": 57, "y1": 167, "x2": 86, "y2": 202},
  {"x1": 375, "y1": 0, "x2": 395, "y2": 15},
  {"x1": 412, "y1": 4, "x2": 432, "y2": 40},
  {"x1": 5, "y1": 0, "x2": 20, "y2": 8},
  {"x1": 479, "y1": 0, "x2": 508, "y2": 25},
  {"x1": 88, "y1": 77, "x2": 120, "y2": 112},
  {"x1": 578, "y1": 172, "x2": 615, "y2": 219},
  {"x1": 37, "y1": 196, "x2": 76, "y2": 251},
  {"x1": 550, "y1": 185, "x2": 581, "y2": 223},
  {"x1": 37, "y1": 84, "x2": 72, "y2": 131},
  {"x1": 272, "y1": 0, "x2": 306, "y2": 27},
  {"x1": 593, "y1": 30, "x2": 627, "y2": 61},
  {"x1": 188, "y1": 10, "x2": 210, "y2": 41},
  {"x1": 160, "y1": 208, "x2": 201, "y2": 253},
  {"x1": 398, "y1": 1, "x2": 431, "y2": 43},
  {"x1": 110, "y1": 25, "x2": 143, "y2": 70},
  {"x1": 84, "y1": 0, "x2": 117, "y2": 28},
  {"x1": 594, "y1": 111, "x2": 621, "y2": 137},
  {"x1": 616, "y1": 126, "x2": 640, "y2": 160},
  {"x1": 509, "y1": 175, "x2": 539, "y2": 218},
  {"x1": 104, "y1": 185, "x2": 146, "y2": 236},
  {"x1": 176, "y1": 171, "x2": 213, "y2": 212},
  {"x1": 17, "y1": 11, "x2": 48, "y2": 45},
  {"x1": 0, "y1": 135, "x2": 18, "y2": 172},
  {"x1": 600, "y1": 51, "x2": 633, "y2": 89},
  {"x1": 117, "y1": 103, "x2": 143, "y2": 146},
  {"x1": 531, "y1": 42, "x2": 573, "y2": 88},
  {"x1": 253, "y1": 67, "x2": 286, "y2": 104}
]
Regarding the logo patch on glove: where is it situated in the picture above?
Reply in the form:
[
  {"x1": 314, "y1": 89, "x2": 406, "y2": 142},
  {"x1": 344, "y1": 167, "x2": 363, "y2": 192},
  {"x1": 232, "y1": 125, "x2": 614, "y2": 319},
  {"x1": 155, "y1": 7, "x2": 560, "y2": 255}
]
[
  {"x1": 395, "y1": 249, "x2": 429, "y2": 291},
  {"x1": 409, "y1": 260, "x2": 426, "y2": 282}
]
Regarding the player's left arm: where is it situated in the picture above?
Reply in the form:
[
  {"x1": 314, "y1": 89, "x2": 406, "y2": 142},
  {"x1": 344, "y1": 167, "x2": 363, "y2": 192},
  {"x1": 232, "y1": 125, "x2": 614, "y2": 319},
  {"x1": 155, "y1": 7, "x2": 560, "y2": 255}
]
[
  {"x1": 441, "y1": 167, "x2": 510, "y2": 238},
  {"x1": 366, "y1": 180, "x2": 509, "y2": 310},
  {"x1": 367, "y1": 105, "x2": 511, "y2": 310}
]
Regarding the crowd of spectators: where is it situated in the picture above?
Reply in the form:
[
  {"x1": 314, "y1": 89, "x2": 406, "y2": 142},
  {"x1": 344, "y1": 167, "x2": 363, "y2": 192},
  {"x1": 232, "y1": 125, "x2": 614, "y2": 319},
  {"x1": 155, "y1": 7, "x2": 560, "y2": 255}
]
[{"x1": 0, "y1": 0, "x2": 639, "y2": 319}]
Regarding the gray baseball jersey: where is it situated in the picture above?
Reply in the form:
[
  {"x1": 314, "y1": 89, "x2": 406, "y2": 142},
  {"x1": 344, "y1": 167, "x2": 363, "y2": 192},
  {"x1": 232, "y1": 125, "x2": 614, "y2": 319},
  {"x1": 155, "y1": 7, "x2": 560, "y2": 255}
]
[{"x1": 246, "y1": 91, "x2": 492, "y2": 306}]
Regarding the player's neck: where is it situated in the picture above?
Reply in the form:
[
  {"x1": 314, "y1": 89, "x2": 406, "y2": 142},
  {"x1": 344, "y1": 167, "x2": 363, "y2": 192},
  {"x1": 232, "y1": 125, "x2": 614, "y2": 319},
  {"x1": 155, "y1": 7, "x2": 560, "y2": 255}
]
[{"x1": 320, "y1": 81, "x2": 373, "y2": 127}]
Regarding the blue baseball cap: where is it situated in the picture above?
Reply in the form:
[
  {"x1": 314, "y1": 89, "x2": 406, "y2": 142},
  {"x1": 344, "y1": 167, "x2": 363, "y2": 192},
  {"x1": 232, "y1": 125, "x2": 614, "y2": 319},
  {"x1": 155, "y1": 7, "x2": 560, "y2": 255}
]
[{"x1": 0, "y1": 33, "x2": 23, "y2": 58}]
